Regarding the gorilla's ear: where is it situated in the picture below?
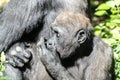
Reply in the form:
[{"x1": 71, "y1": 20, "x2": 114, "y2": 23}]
[{"x1": 77, "y1": 29, "x2": 87, "y2": 44}]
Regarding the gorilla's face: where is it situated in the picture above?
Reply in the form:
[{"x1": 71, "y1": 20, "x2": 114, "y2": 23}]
[
  {"x1": 46, "y1": 23, "x2": 87, "y2": 59},
  {"x1": 46, "y1": 11, "x2": 91, "y2": 59}
]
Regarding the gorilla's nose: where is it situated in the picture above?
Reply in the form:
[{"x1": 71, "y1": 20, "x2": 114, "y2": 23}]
[{"x1": 46, "y1": 39, "x2": 55, "y2": 51}]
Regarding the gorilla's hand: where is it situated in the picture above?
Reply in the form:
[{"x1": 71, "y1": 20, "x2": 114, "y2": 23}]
[
  {"x1": 38, "y1": 37, "x2": 60, "y2": 66},
  {"x1": 6, "y1": 42, "x2": 32, "y2": 67},
  {"x1": 38, "y1": 37, "x2": 75, "y2": 80}
]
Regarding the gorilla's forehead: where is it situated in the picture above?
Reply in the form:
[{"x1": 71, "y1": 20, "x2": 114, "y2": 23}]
[{"x1": 53, "y1": 11, "x2": 90, "y2": 30}]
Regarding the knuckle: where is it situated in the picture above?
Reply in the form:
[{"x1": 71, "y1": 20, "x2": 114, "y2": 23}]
[
  {"x1": 15, "y1": 46, "x2": 22, "y2": 52},
  {"x1": 10, "y1": 50, "x2": 17, "y2": 56}
]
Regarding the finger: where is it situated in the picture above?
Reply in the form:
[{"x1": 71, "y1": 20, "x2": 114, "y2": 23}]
[
  {"x1": 8, "y1": 58, "x2": 16, "y2": 67},
  {"x1": 37, "y1": 37, "x2": 45, "y2": 46},
  {"x1": 15, "y1": 53, "x2": 29, "y2": 63},
  {"x1": 39, "y1": 38, "x2": 48, "y2": 55},
  {"x1": 23, "y1": 49, "x2": 32, "y2": 58},
  {"x1": 13, "y1": 57, "x2": 24, "y2": 67},
  {"x1": 37, "y1": 42, "x2": 43, "y2": 57},
  {"x1": 40, "y1": 37, "x2": 46, "y2": 49}
]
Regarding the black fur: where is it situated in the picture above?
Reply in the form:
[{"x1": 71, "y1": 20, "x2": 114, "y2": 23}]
[
  {"x1": 0, "y1": 0, "x2": 88, "y2": 80},
  {"x1": 0, "y1": 0, "x2": 87, "y2": 51},
  {"x1": 39, "y1": 11, "x2": 114, "y2": 80}
]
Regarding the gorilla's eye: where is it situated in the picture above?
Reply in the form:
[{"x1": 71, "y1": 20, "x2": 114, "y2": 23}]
[{"x1": 54, "y1": 30, "x2": 60, "y2": 38}]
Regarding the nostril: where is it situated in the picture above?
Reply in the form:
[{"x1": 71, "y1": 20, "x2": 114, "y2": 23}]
[
  {"x1": 48, "y1": 43, "x2": 52, "y2": 45},
  {"x1": 46, "y1": 42, "x2": 53, "y2": 49}
]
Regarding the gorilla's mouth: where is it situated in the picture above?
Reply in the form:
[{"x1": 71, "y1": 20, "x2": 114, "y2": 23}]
[{"x1": 44, "y1": 39, "x2": 60, "y2": 58}]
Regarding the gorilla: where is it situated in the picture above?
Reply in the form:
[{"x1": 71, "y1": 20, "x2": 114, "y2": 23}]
[
  {"x1": 0, "y1": 0, "x2": 88, "y2": 80},
  {"x1": 38, "y1": 11, "x2": 114, "y2": 80},
  {"x1": 0, "y1": 0, "x2": 87, "y2": 52},
  {"x1": 7, "y1": 11, "x2": 114, "y2": 80}
]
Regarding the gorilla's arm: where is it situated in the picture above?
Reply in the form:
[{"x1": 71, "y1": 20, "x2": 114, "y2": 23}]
[
  {"x1": 0, "y1": 0, "x2": 44, "y2": 52},
  {"x1": 39, "y1": 38, "x2": 75, "y2": 80}
]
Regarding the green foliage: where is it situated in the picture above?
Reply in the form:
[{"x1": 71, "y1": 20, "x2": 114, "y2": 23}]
[
  {"x1": 114, "y1": 42, "x2": 120, "y2": 80},
  {"x1": 94, "y1": 0, "x2": 120, "y2": 80},
  {"x1": 0, "y1": 0, "x2": 9, "y2": 13},
  {"x1": 0, "y1": 52, "x2": 10, "y2": 80}
]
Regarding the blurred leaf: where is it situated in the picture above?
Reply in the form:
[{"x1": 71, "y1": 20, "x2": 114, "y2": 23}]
[
  {"x1": 96, "y1": 3, "x2": 110, "y2": 10},
  {"x1": 106, "y1": 1, "x2": 115, "y2": 8},
  {"x1": 0, "y1": 76, "x2": 10, "y2": 80},
  {"x1": 111, "y1": 28, "x2": 120, "y2": 40},
  {"x1": 110, "y1": 14, "x2": 120, "y2": 19},
  {"x1": 0, "y1": 65, "x2": 5, "y2": 72},
  {"x1": 111, "y1": 19, "x2": 120, "y2": 24},
  {"x1": 94, "y1": 26, "x2": 102, "y2": 30},
  {"x1": 94, "y1": 10, "x2": 108, "y2": 16},
  {"x1": 114, "y1": 0, "x2": 120, "y2": 6},
  {"x1": 94, "y1": 31, "x2": 101, "y2": 36},
  {"x1": 102, "y1": 38, "x2": 116, "y2": 45},
  {"x1": 0, "y1": 72, "x2": 3, "y2": 76},
  {"x1": 106, "y1": 21, "x2": 117, "y2": 27},
  {"x1": 111, "y1": 7, "x2": 120, "y2": 14},
  {"x1": 0, "y1": 52, "x2": 6, "y2": 62}
]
